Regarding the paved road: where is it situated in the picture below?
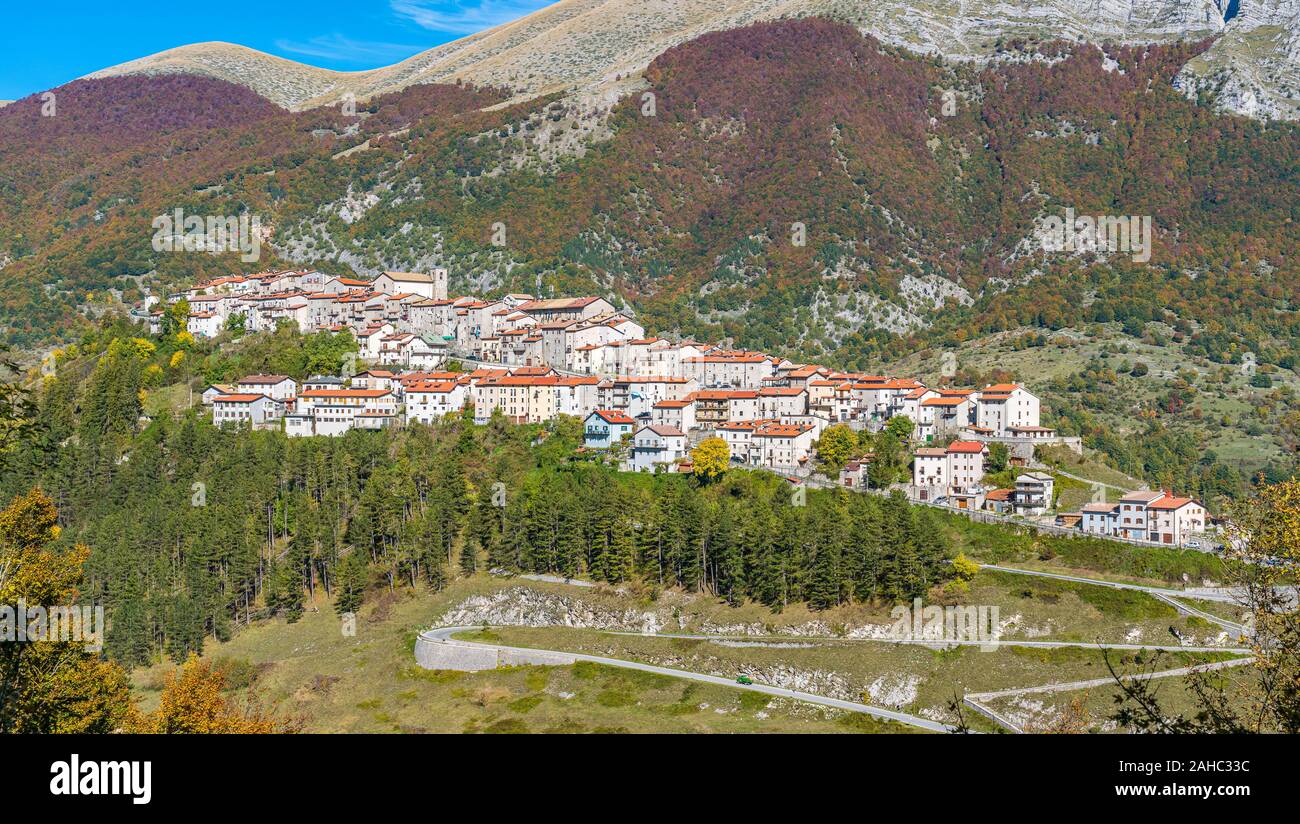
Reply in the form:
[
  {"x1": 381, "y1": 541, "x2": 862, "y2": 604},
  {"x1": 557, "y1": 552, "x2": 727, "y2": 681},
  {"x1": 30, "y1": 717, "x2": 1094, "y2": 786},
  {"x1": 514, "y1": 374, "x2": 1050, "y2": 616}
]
[
  {"x1": 607, "y1": 630, "x2": 1250, "y2": 654},
  {"x1": 1032, "y1": 463, "x2": 1136, "y2": 494},
  {"x1": 422, "y1": 626, "x2": 955, "y2": 732},
  {"x1": 980, "y1": 563, "x2": 1252, "y2": 639},
  {"x1": 962, "y1": 656, "x2": 1255, "y2": 733},
  {"x1": 979, "y1": 563, "x2": 1231, "y2": 600}
]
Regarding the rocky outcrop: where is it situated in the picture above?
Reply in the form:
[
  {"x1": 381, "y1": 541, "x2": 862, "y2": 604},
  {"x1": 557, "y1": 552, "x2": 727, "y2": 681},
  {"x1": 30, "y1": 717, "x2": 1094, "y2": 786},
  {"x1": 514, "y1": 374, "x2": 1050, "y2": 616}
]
[{"x1": 438, "y1": 587, "x2": 666, "y2": 634}]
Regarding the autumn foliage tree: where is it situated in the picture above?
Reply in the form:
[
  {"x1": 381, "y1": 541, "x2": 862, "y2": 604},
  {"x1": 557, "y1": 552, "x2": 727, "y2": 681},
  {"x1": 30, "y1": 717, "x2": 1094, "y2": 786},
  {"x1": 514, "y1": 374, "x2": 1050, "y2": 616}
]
[
  {"x1": 816, "y1": 424, "x2": 858, "y2": 472},
  {"x1": 127, "y1": 653, "x2": 298, "y2": 734},
  {"x1": 0, "y1": 488, "x2": 133, "y2": 733},
  {"x1": 1111, "y1": 479, "x2": 1300, "y2": 732},
  {"x1": 691, "y1": 437, "x2": 730, "y2": 481}
]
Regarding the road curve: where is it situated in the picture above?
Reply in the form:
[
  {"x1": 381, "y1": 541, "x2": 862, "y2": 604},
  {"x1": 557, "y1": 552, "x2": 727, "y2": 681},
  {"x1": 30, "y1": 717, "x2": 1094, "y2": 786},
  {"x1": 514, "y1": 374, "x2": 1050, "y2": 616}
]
[
  {"x1": 421, "y1": 626, "x2": 955, "y2": 733},
  {"x1": 980, "y1": 563, "x2": 1253, "y2": 636}
]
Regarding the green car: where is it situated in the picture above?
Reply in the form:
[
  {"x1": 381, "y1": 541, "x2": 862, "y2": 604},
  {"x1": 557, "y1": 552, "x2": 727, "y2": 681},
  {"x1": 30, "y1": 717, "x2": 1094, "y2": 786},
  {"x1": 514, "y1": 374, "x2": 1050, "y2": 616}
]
[{"x1": 736, "y1": 675, "x2": 754, "y2": 685}]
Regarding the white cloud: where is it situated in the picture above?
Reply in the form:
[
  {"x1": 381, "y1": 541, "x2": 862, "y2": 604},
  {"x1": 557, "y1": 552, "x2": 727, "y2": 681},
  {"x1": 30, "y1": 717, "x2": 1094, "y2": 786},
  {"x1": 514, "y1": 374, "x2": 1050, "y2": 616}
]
[
  {"x1": 391, "y1": 0, "x2": 553, "y2": 36},
  {"x1": 275, "y1": 33, "x2": 423, "y2": 64}
]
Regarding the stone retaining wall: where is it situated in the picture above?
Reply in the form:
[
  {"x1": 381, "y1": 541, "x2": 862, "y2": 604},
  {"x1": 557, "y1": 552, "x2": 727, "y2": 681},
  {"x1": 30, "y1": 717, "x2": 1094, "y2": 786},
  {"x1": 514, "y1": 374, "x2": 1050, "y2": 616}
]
[{"x1": 413, "y1": 634, "x2": 579, "y2": 672}]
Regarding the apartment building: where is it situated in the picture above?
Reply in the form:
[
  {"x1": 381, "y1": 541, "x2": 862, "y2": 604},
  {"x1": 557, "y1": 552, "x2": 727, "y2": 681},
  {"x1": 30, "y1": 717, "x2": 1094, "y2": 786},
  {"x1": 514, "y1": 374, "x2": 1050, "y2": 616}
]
[
  {"x1": 975, "y1": 384, "x2": 1041, "y2": 436},
  {"x1": 212, "y1": 394, "x2": 283, "y2": 429}
]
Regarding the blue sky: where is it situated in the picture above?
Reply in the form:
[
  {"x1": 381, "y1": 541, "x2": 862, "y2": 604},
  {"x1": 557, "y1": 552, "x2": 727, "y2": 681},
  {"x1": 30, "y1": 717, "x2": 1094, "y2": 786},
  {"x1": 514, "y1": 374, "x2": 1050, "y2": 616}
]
[{"x1": 0, "y1": 0, "x2": 555, "y2": 100}]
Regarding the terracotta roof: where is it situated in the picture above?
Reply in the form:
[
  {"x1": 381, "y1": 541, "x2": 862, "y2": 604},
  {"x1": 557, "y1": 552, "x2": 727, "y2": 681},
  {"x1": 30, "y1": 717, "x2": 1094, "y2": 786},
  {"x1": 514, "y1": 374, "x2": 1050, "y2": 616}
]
[
  {"x1": 400, "y1": 371, "x2": 462, "y2": 382},
  {"x1": 754, "y1": 424, "x2": 812, "y2": 438},
  {"x1": 1120, "y1": 490, "x2": 1166, "y2": 503},
  {"x1": 214, "y1": 393, "x2": 272, "y2": 403},
  {"x1": 946, "y1": 441, "x2": 988, "y2": 454},
  {"x1": 1148, "y1": 496, "x2": 1198, "y2": 511},
  {"x1": 693, "y1": 390, "x2": 758, "y2": 401},
  {"x1": 685, "y1": 355, "x2": 769, "y2": 364},
  {"x1": 590, "y1": 409, "x2": 635, "y2": 425},
  {"x1": 405, "y1": 381, "x2": 460, "y2": 393},
  {"x1": 787, "y1": 365, "x2": 826, "y2": 378},
  {"x1": 518, "y1": 297, "x2": 603, "y2": 312},
  {"x1": 380, "y1": 271, "x2": 435, "y2": 283}
]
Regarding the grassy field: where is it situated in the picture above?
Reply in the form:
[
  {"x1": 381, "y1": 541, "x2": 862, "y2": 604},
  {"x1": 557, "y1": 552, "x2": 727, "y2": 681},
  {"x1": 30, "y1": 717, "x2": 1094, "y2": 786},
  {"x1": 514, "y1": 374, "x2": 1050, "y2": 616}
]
[
  {"x1": 127, "y1": 524, "x2": 1255, "y2": 734},
  {"x1": 1035, "y1": 445, "x2": 1146, "y2": 491},
  {"x1": 130, "y1": 583, "x2": 914, "y2": 733},
  {"x1": 142, "y1": 382, "x2": 197, "y2": 417}
]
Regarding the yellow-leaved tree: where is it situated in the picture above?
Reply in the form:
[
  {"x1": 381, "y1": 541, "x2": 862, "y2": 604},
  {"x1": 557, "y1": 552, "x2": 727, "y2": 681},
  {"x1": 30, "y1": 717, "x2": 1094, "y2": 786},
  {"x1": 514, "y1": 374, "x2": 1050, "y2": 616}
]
[
  {"x1": 128, "y1": 654, "x2": 299, "y2": 734},
  {"x1": 691, "y1": 437, "x2": 730, "y2": 481},
  {"x1": 0, "y1": 488, "x2": 134, "y2": 733}
]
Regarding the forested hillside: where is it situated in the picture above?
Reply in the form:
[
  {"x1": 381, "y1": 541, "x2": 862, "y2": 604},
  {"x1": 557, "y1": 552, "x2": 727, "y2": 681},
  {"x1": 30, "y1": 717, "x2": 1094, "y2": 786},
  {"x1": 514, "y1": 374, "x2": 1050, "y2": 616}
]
[
  {"x1": 0, "y1": 76, "x2": 507, "y2": 345},
  {"x1": 1, "y1": 19, "x2": 1296, "y2": 502},
  {"x1": 0, "y1": 324, "x2": 956, "y2": 668}
]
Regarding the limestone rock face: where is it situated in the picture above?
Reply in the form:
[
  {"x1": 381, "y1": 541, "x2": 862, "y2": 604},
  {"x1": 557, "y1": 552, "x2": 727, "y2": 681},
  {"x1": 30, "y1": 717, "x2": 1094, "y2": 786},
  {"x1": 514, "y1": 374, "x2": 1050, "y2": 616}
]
[{"x1": 84, "y1": 0, "x2": 1298, "y2": 120}]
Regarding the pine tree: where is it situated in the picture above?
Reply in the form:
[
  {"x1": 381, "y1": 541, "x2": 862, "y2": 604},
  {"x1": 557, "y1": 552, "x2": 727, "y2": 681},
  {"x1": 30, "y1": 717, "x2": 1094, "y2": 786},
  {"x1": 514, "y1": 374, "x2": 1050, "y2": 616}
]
[
  {"x1": 334, "y1": 551, "x2": 367, "y2": 617},
  {"x1": 460, "y1": 534, "x2": 479, "y2": 576}
]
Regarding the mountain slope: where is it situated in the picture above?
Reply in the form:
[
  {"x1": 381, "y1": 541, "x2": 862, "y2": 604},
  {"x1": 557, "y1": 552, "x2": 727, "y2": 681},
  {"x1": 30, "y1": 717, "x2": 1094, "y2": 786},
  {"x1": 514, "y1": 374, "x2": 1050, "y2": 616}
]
[
  {"x1": 82, "y1": 0, "x2": 1300, "y2": 121},
  {"x1": 10, "y1": 20, "x2": 1295, "y2": 361}
]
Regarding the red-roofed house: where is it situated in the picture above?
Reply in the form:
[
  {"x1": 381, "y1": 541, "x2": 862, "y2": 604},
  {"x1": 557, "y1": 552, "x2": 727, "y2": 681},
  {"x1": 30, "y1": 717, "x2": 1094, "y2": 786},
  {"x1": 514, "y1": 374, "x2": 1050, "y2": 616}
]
[
  {"x1": 1080, "y1": 491, "x2": 1207, "y2": 545},
  {"x1": 291, "y1": 389, "x2": 397, "y2": 437},
  {"x1": 750, "y1": 423, "x2": 817, "y2": 469},
  {"x1": 758, "y1": 387, "x2": 808, "y2": 418},
  {"x1": 237, "y1": 374, "x2": 298, "y2": 401},
  {"x1": 584, "y1": 410, "x2": 637, "y2": 449},
  {"x1": 404, "y1": 381, "x2": 467, "y2": 424},
  {"x1": 912, "y1": 440, "x2": 988, "y2": 502},
  {"x1": 212, "y1": 394, "x2": 284, "y2": 429}
]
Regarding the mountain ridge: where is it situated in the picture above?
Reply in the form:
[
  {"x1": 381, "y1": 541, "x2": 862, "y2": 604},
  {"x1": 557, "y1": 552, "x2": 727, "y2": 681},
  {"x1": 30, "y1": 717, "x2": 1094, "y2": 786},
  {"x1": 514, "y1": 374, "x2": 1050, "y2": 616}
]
[{"x1": 79, "y1": 0, "x2": 1300, "y2": 121}]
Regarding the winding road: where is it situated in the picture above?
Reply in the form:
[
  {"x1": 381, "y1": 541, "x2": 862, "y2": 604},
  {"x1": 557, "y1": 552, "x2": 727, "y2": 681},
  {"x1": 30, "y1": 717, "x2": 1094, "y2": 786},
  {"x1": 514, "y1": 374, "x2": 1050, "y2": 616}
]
[
  {"x1": 978, "y1": 563, "x2": 1251, "y2": 638},
  {"x1": 421, "y1": 564, "x2": 1261, "y2": 733},
  {"x1": 421, "y1": 626, "x2": 956, "y2": 732}
]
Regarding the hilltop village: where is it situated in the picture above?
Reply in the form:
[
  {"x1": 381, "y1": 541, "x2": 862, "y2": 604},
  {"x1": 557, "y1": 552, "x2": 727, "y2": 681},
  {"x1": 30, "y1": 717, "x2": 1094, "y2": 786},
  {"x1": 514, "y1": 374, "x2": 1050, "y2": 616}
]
[{"x1": 150, "y1": 268, "x2": 1209, "y2": 547}]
